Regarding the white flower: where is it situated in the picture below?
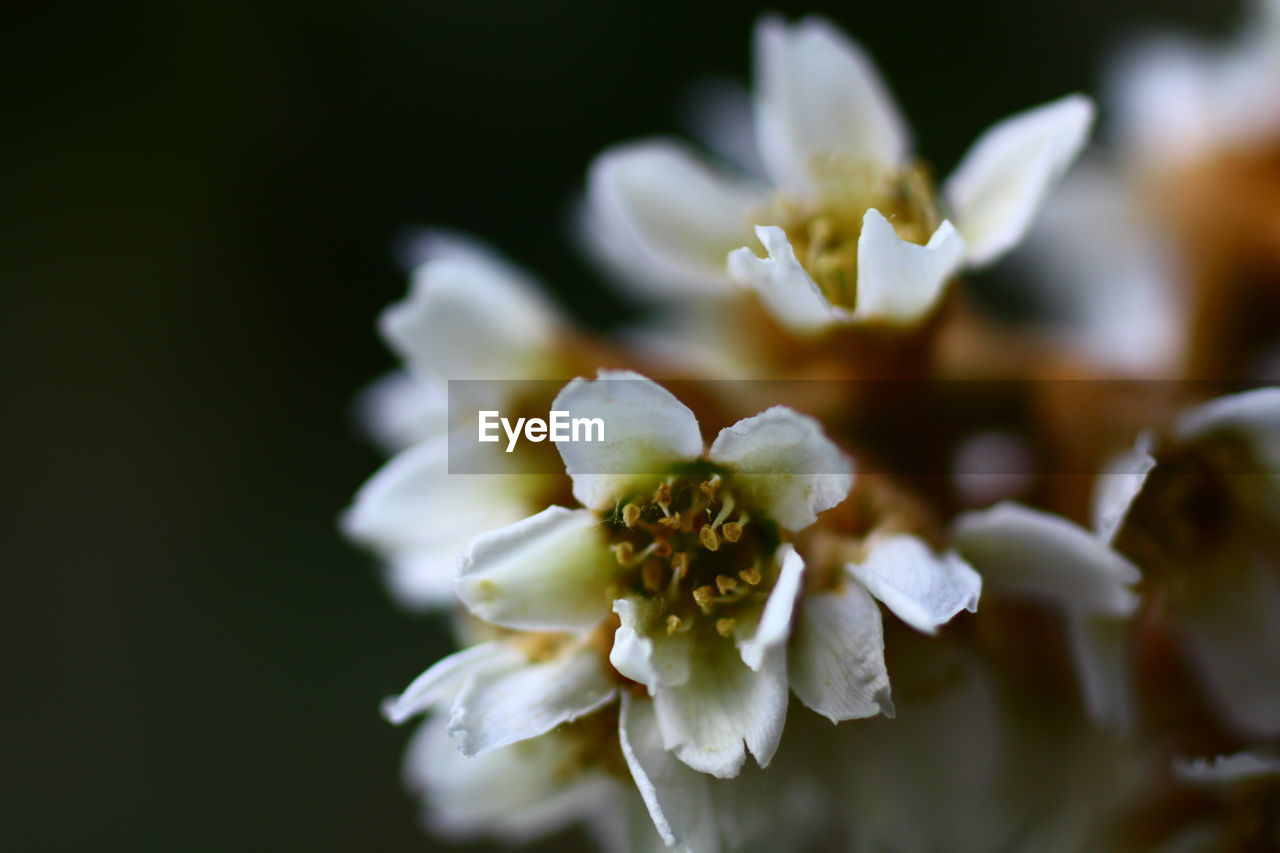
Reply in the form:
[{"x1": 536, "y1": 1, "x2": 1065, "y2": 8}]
[
  {"x1": 1105, "y1": 0, "x2": 1280, "y2": 176},
  {"x1": 955, "y1": 388, "x2": 1280, "y2": 737},
  {"x1": 1012, "y1": 0, "x2": 1280, "y2": 375},
  {"x1": 585, "y1": 15, "x2": 1093, "y2": 332},
  {"x1": 952, "y1": 432, "x2": 1151, "y2": 730},
  {"x1": 342, "y1": 232, "x2": 567, "y2": 608},
  {"x1": 385, "y1": 372, "x2": 981, "y2": 850}
]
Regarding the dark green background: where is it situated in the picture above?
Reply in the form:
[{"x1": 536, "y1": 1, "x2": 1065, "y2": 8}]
[{"x1": 3, "y1": 0, "x2": 1228, "y2": 849}]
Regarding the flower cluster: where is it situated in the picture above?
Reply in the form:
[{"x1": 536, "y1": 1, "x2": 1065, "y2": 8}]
[{"x1": 346, "y1": 10, "x2": 1280, "y2": 852}]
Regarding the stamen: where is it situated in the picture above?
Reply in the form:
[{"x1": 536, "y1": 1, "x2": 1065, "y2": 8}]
[
  {"x1": 692, "y1": 585, "x2": 716, "y2": 614},
  {"x1": 739, "y1": 567, "x2": 762, "y2": 586},
  {"x1": 670, "y1": 552, "x2": 689, "y2": 583},
  {"x1": 715, "y1": 574, "x2": 738, "y2": 595},
  {"x1": 654, "y1": 539, "x2": 673, "y2": 558},
  {"x1": 711, "y1": 494, "x2": 736, "y2": 529},
  {"x1": 658, "y1": 516, "x2": 682, "y2": 529},
  {"x1": 666, "y1": 614, "x2": 683, "y2": 636},
  {"x1": 655, "y1": 482, "x2": 672, "y2": 509},
  {"x1": 721, "y1": 521, "x2": 743, "y2": 543},
  {"x1": 699, "y1": 525, "x2": 720, "y2": 552},
  {"x1": 699, "y1": 475, "x2": 721, "y2": 498},
  {"x1": 612, "y1": 542, "x2": 635, "y2": 564},
  {"x1": 715, "y1": 617, "x2": 737, "y2": 638},
  {"x1": 622, "y1": 504, "x2": 641, "y2": 528}
]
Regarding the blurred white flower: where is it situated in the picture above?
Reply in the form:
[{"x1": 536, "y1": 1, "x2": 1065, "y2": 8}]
[
  {"x1": 1013, "y1": 0, "x2": 1280, "y2": 375},
  {"x1": 951, "y1": 466, "x2": 1147, "y2": 730},
  {"x1": 955, "y1": 388, "x2": 1280, "y2": 738},
  {"x1": 343, "y1": 233, "x2": 568, "y2": 608},
  {"x1": 585, "y1": 15, "x2": 1092, "y2": 332}
]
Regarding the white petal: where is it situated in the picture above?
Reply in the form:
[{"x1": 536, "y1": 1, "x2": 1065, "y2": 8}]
[
  {"x1": 382, "y1": 540, "x2": 474, "y2": 610},
  {"x1": 1179, "y1": 388, "x2": 1280, "y2": 485},
  {"x1": 1065, "y1": 613, "x2": 1135, "y2": 731},
  {"x1": 552, "y1": 370, "x2": 704, "y2": 509},
  {"x1": 653, "y1": 639, "x2": 789, "y2": 778},
  {"x1": 449, "y1": 637, "x2": 618, "y2": 756},
  {"x1": 610, "y1": 597, "x2": 693, "y2": 694},
  {"x1": 854, "y1": 210, "x2": 966, "y2": 323},
  {"x1": 727, "y1": 226, "x2": 849, "y2": 333},
  {"x1": 708, "y1": 405, "x2": 853, "y2": 530},
  {"x1": 342, "y1": 435, "x2": 527, "y2": 551},
  {"x1": 944, "y1": 94, "x2": 1095, "y2": 267},
  {"x1": 682, "y1": 77, "x2": 768, "y2": 180},
  {"x1": 1176, "y1": 387, "x2": 1280, "y2": 441},
  {"x1": 382, "y1": 641, "x2": 524, "y2": 724},
  {"x1": 1006, "y1": 160, "x2": 1185, "y2": 374},
  {"x1": 353, "y1": 370, "x2": 447, "y2": 454},
  {"x1": 404, "y1": 715, "x2": 611, "y2": 842},
  {"x1": 342, "y1": 436, "x2": 537, "y2": 609},
  {"x1": 1091, "y1": 432, "x2": 1156, "y2": 545},
  {"x1": 789, "y1": 580, "x2": 893, "y2": 722},
  {"x1": 455, "y1": 506, "x2": 615, "y2": 632},
  {"x1": 1106, "y1": 35, "x2": 1219, "y2": 170},
  {"x1": 1172, "y1": 751, "x2": 1280, "y2": 785},
  {"x1": 845, "y1": 534, "x2": 981, "y2": 635},
  {"x1": 380, "y1": 238, "x2": 560, "y2": 381},
  {"x1": 618, "y1": 693, "x2": 721, "y2": 852},
  {"x1": 738, "y1": 544, "x2": 805, "y2": 670},
  {"x1": 952, "y1": 502, "x2": 1140, "y2": 617},
  {"x1": 585, "y1": 138, "x2": 761, "y2": 294},
  {"x1": 753, "y1": 15, "x2": 909, "y2": 193},
  {"x1": 1178, "y1": 560, "x2": 1280, "y2": 738}
]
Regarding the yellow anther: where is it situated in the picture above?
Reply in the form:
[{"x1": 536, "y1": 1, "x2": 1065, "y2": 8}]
[
  {"x1": 666, "y1": 614, "x2": 683, "y2": 636},
  {"x1": 699, "y1": 525, "x2": 720, "y2": 552},
  {"x1": 655, "y1": 482, "x2": 672, "y2": 507},
  {"x1": 739, "y1": 567, "x2": 762, "y2": 586},
  {"x1": 642, "y1": 560, "x2": 664, "y2": 592},
  {"x1": 622, "y1": 504, "x2": 641, "y2": 528},
  {"x1": 613, "y1": 542, "x2": 635, "y2": 564},
  {"x1": 670, "y1": 552, "x2": 689, "y2": 581},
  {"x1": 692, "y1": 585, "x2": 716, "y2": 613},
  {"x1": 715, "y1": 574, "x2": 738, "y2": 595},
  {"x1": 699, "y1": 475, "x2": 721, "y2": 497},
  {"x1": 715, "y1": 617, "x2": 737, "y2": 638},
  {"x1": 721, "y1": 521, "x2": 743, "y2": 543},
  {"x1": 658, "y1": 516, "x2": 682, "y2": 529}
]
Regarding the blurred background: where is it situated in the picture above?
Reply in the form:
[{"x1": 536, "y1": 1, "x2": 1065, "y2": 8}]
[{"x1": 3, "y1": 0, "x2": 1232, "y2": 849}]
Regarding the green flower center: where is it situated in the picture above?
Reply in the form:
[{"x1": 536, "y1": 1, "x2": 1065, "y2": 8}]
[{"x1": 600, "y1": 462, "x2": 781, "y2": 641}]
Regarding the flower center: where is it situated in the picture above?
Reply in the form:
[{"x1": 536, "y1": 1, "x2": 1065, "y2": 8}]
[
  {"x1": 601, "y1": 463, "x2": 781, "y2": 641},
  {"x1": 761, "y1": 158, "x2": 940, "y2": 310},
  {"x1": 1115, "y1": 433, "x2": 1280, "y2": 602}
]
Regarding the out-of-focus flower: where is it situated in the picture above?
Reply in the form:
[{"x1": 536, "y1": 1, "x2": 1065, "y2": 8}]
[
  {"x1": 343, "y1": 233, "x2": 575, "y2": 608},
  {"x1": 831, "y1": 643, "x2": 1149, "y2": 853},
  {"x1": 951, "y1": 452, "x2": 1148, "y2": 730},
  {"x1": 382, "y1": 372, "x2": 979, "y2": 849},
  {"x1": 585, "y1": 15, "x2": 1092, "y2": 333},
  {"x1": 955, "y1": 388, "x2": 1280, "y2": 738},
  {"x1": 1016, "y1": 0, "x2": 1280, "y2": 376}
]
